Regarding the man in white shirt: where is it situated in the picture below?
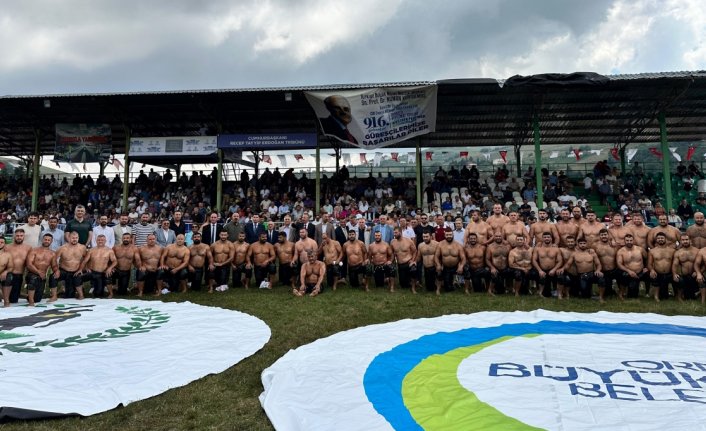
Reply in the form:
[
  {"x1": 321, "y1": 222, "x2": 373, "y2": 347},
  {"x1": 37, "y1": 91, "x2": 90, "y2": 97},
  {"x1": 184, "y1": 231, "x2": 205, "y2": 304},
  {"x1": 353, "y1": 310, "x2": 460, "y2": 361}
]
[
  {"x1": 92, "y1": 215, "x2": 115, "y2": 248},
  {"x1": 18, "y1": 212, "x2": 42, "y2": 247}
]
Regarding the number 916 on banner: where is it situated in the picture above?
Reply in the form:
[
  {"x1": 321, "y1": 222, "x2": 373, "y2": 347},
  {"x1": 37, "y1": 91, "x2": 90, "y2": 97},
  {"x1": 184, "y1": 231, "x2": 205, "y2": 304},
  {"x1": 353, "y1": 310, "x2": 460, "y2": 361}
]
[{"x1": 363, "y1": 115, "x2": 389, "y2": 129}]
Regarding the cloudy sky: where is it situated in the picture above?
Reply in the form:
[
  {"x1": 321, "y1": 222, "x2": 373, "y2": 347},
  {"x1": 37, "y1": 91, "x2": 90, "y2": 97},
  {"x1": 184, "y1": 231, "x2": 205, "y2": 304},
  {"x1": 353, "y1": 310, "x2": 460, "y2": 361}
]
[{"x1": 1, "y1": 0, "x2": 704, "y2": 96}]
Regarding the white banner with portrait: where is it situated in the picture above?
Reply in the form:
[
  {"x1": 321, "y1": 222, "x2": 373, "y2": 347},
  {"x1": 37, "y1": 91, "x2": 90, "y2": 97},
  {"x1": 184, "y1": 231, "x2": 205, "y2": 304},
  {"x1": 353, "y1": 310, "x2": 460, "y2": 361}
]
[{"x1": 305, "y1": 85, "x2": 437, "y2": 150}]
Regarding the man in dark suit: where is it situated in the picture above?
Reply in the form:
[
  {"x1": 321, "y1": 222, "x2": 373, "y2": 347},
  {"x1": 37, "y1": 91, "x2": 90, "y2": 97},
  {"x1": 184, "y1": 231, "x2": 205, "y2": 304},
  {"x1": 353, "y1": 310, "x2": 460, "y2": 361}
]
[
  {"x1": 315, "y1": 213, "x2": 335, "y2": 246},
  {"x1": 319, "y1": 95, "x2": 358, "y2": 144},
  {"x1": 202, "y1": 212, "x2": 222, "y2": 246},
  {"x1": 245, "y1": 213, "x2": 266, "y2": 244},
  {"x1": 333, "y1": 218, "x2": 348, "y2": 248},
  {"x1": 295, "y1": 213, "x2": 316, "y2": 242},
  {"x1": 264, "y1": 220, "x2": 279, "y2": 245}
]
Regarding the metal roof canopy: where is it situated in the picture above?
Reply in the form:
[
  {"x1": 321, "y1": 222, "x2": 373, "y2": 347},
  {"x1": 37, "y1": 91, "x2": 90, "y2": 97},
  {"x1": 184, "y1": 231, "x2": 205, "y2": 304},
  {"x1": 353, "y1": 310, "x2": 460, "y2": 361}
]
[{"x1": 1, "y1": 71, "x2": 706, "y2": 158}]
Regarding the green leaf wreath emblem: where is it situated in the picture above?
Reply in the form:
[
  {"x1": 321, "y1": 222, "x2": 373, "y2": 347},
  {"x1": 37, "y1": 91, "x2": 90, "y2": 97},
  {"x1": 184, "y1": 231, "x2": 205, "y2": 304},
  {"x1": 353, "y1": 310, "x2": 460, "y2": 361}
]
[{"x1": 0, "y1": 305, "x2": 170, "y2": 355}]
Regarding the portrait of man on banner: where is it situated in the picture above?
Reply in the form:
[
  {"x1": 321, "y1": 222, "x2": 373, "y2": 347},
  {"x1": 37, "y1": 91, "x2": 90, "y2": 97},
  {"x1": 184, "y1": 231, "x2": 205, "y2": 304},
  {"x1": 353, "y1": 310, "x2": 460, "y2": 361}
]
[{"x1": 318, "y1": 95, "x2": 358, "y2": 145}]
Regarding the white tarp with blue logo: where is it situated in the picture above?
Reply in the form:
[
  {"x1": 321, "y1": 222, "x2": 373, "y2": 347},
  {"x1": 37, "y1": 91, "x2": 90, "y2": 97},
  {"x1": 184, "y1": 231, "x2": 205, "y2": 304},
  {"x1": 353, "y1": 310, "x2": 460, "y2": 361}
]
[
  {"x1": 0, "y1": 299, "x2": 270, "y2": 419},
  {"x1": 260, "y1": 310, "x2": 706, "y2": 430}
]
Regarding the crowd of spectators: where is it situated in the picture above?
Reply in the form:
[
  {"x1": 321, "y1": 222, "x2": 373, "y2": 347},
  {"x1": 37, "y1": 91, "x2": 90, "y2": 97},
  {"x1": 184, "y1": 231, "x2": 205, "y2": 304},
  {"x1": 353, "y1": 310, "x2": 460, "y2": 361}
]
[{"x1": 2, "y1": 160, "x2": 705, "y2": 237}]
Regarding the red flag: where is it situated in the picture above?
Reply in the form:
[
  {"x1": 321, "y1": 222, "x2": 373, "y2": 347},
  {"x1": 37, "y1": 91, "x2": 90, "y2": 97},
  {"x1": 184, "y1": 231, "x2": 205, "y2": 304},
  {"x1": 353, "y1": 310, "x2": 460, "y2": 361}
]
[
  {"x1": 499, "y1": 150, "x2": 507, "y2": 163},
  {"x1": 391, "y1": 152, "x2": 398, "y2": 162},
  {"x1": 425, "y1": 152, "x2": 432, "y2": 161},
  {"x1": 573, "y1": 149, "x2": 581, "y2": 161},
  {"x1": 687, "y1": 146, "x2": 696, "y2": 161},
  {"x1": 294, "y1": 154, "x2": 303, "y2": 162},
  {"x1": 360, "y1": 153, "x2": 367, "y2": 164},
  {"x1": 0, "y1": 162, "x2": 5, "y2": 170},
  {"x1": 649, "y1": 148, "x2": 663, "y2": 159},
  {"x1": 263, "y1": 155, "x2": 272, "y2": 164},
  {"x1": 610, "y1": 147, "x2": 620, "y2": 161},
  {"x1": 460, "y1": 151, "x2": 468, "y2": 158}
]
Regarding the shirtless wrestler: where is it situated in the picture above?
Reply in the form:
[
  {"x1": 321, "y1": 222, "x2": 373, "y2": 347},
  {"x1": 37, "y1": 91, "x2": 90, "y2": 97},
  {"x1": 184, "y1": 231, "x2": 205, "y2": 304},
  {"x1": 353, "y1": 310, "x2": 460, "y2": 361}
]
[
  {"x1": 25, "y1": 233, "x2": 58, "y2": 305},
  {"x1": 211, "y1": 231, "x2": 235, "y2": 292},
  {"x1": 231, "y1": 232, "x2": 252, "y2": 288},
  {"x1": 616, "y1": 233, "x2": 649, "y2": 300},
  {"x1": 275, "y1": 232, "x2": 297, "y2": 289},
  {"x1": 342, "y1": 229, "x2": 369, "y2": 291},
  {"x1": 464, "y1": 210, "x2": 494, "y2": 245},
  {"x1": 391, "y1": 227, "x2": 417, "y2": 292},
  {"x1": 502, "y1": 212, "x2": 527, "y2": 247},
  {"x1": 248, "y1": 232, "x2": 276, "y2": 289},
  {"x1": 159, "y1": 234, "x2": 191, "y2": 294},
  {"x1": 369, "y1": 231, "x2": 395, "y2": 292},
  {"x1": 294, "y1": 251, "x2": 326, "y2": 297},
  {"x1": 320, "y1": 232, "x2": 344, "y2": 291},
  {"x1": 563, "y1": 238, "x2": 602, "y2": 299},
  {"x1": 647, "y1": 214, "x2": 681, "y2": 249},
  {"x1": 433, "y1": 228, "x2": 466, "y2": 295},
  {"x1": 557, "y1": 236, "x2": 578, "y2": 298},
  {"x1": 608, "y1": 214, "x2": 630, "y2": 248},
  {"x1": 136, "y1": 234, "x2": 163, "y2": 296},
  {"x1": 672, "y1": 233, "x2": 699, "y2": 302},
  {"x1": 628, "y1": 212, "x2": 651, "y2": 251},
  {"x1": 594, "y1": 229, "x2": 619, "y2": 303},
  {"x1": 53, "y1": 231, "x2": 88, "y2": 300},
  {"x1": 648, "y1": 232, "x2": 676, "y2": 302},
  {"x1": 486, "y1": 232, "x2": 511, "y2": 295},
  {"x1": 579, "y1": 210, "x2": 603, "y2": 249},
  {"x1": 79, "y1": 234, "x2": 117, "y2": 298},
  {"x1": 112, "y1": 232, "x2": 140, "y2": 296},
  {"x1": 555, "y1": 209, "x2": 580, "y2": 248},
  {"x1": 6, "y1": 229, "x2": 31, "y2": 304},
  {"x1": 416, "y1": 231, "x2": 439, "y2": 293},
  {"x1": 487, "y1": 204, "x2": 509, "y2": 235},
  {"x1": 463, "y1": 233, "x2": 488, "y2": 294},
  {"x1": 187, "y1": 233, "x2": 213, "y2": 291},
  {"x1": 508, "y1": 236, "x2": 532, "y2": 296},
  {"x1": 532, "y1": 232, "x2": 563, "y2": 298},
  {"x1": 0, "y1": 237, "x2": 14, "y2": 307},
  {"x1": 529, "y1": 209, "x2": 559, "y2": 246},
  {"x1": 686, "y1": 212, "x2": 706, "y2": 249}
]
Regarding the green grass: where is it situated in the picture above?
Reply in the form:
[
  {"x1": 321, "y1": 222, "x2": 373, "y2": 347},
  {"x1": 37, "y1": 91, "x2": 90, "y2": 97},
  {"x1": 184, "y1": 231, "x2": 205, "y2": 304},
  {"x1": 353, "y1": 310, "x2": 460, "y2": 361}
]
[{"x1": 2, "y1": 285, "x2": 706, "y2": 430}]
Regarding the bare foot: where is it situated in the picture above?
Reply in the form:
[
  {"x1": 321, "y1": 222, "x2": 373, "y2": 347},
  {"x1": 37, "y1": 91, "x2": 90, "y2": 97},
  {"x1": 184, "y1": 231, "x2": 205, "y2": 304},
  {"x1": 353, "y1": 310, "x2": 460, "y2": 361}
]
[{"x1": 48, "y1": 297, "x2": 58, "y2": 303}]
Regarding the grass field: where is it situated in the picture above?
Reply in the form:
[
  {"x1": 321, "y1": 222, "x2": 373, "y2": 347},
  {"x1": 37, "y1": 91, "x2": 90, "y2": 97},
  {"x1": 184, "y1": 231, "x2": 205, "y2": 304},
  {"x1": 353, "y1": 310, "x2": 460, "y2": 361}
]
[{"x1": 3, "y1": 285, "x2": 706, "y2": 431}]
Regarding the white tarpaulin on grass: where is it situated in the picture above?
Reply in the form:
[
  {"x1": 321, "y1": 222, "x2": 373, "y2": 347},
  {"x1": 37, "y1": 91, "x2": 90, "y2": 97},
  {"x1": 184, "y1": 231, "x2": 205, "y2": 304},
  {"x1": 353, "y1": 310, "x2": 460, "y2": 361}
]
[
  {"x1": 0, "y1": 299, "x2": 270, "y2": 419},
  {"x1": 260, "y1": 310, "x2": 706, "y2": 431}
]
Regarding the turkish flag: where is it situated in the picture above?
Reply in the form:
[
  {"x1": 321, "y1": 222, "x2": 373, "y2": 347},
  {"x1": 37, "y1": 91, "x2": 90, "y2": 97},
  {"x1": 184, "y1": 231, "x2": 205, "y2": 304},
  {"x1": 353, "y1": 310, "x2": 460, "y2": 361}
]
[
  {"x1": 262, "y1": 155, "x2": 272, "y2": 164},
  {"x1": 360, "y1": 153, "x2": 367, "y2": 164},
  {"x1": 573, "y1": 149, "x2": 581, "y2": 161},
  {"x1": 649, "y1": 148, "x2": 663, "y2": 159},
  {"x1": 425, "y1": 152, "x2": 432, "y2": 161},
  {"x1": 391, "y1": 152, "x2": 398, "y2": 161},
  {"x1": 687, "y1": 146, "x2": 696, "y2": 161},
  {"x1": 499, "y1": 150, "x2": 507, "y2": 163},
  {"x1": 460, "y1": 151, "x2": 468, "y2": 158},
  {"x1": 610, "y1": 147, "x2": 620, "y2": 161},
  {"x1": 294, "y1": 154, "x2": 304, "y2": 161}
]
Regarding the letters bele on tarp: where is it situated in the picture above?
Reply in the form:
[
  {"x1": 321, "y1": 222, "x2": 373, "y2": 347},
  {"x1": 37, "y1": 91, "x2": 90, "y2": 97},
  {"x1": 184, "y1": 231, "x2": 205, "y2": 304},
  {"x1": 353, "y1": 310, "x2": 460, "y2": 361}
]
[
  {"x1": 305, "y1": 85, "x2": 438, "y2": 150},
  {"x1": 54, "y1": 123, "x2": 112, "y2": 163}
]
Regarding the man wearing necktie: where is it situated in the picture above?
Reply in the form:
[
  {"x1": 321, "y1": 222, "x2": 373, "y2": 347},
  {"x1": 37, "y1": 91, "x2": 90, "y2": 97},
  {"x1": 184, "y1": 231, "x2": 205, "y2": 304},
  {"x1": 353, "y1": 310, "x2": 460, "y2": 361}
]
[
  {"x1": 202, "y1": 212, "x2": 221, "y2": 246},
  {"x1": 296, "y1": 213, "x2": 316, "y2": 242},
  {"x1": 245, "y1": 213, "x2": 265, "y2": 244}
]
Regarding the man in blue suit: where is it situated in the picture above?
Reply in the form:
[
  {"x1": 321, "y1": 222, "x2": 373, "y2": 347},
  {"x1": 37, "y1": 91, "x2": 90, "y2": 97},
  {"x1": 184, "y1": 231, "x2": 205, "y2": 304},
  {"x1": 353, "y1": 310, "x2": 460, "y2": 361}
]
[
  {"x1": 264, "y1": 220, "x2": 279, "y2": 245},
  {"x1": 372, "y1": 214, "x2": 393, "y2": 244},
  {"x1": 245, "y1": 213, "x2": 266, "y2": 244},
  {"x1": 155, "y1": 219, "x2": 176, "y2": 247}
]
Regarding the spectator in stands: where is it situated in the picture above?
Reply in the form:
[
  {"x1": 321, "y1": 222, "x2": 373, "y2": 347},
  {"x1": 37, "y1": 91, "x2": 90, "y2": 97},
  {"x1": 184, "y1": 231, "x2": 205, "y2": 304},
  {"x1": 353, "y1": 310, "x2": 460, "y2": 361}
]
[
  {"x1": 688, "y1": 162, "x2": 704, "y2": 179},
  {"x1": 522, "y1": 183, "x2": 536, "y2": 202},
  {"x1": 675, "y1": 161, "x2": 687, "y2": 178},
  {"x1": 668, "y1": 208, "x2": 683, "y2": 229},
  {"x1": 683, "y1": 174, "x2": 695, "y2": 192},
  {"x1": 677, "y1": 198, "x2": 694, "y2": 222}
]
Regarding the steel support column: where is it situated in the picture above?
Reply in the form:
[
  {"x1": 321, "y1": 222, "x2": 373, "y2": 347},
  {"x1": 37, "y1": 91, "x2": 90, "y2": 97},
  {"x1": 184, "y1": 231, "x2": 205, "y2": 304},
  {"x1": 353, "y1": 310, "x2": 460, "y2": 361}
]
[
  {"x1": 533, "y1": 118, "x2": 544, "y2": 206},
  {"x1": 416, "y1": 138, "x2": 422, "y2": 209},
  {"x1": 31, "y1": 129, "x2": 41, "y2": 211},
  {"x1": 122, "y1": 127, "x2": 131, "y2": 212},
  {"x1": 315, "y1": 140, "x2": 321, "y2": 213},
  {"x1": 216, "y1": 149, "x2": 223, "y2": 214},
  {"x1": 659, "y1": 113, "x2": 673, "y2": 213}
]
